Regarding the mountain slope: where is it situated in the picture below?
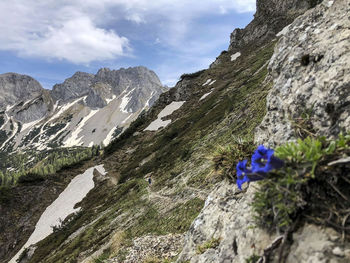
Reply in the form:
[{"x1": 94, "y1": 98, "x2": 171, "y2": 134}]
[
  {"x1": 10, "y1": 1, "x2": 284, "y2": 261},
  {"x1": 2, "y1": 0, "x2": 349, "y2": 263}
]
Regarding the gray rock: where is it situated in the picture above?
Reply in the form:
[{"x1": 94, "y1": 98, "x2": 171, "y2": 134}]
[
  {"x1": 0, "y1": 73, "x2": 44, "y2": 109},
  {"x1": 178, "y1": 1, "x2": 350, "y2": 263},
  {"x1": 256, "y1": 0, "x2": 350, "y2": 146},
  {"x1": 287, "y1": 224, "x2": 347, "y2": 262},
  {"x1": 11, "y1": 91, "x2": 54, "y2": 123},
  {"x1": 50, "y1": 72, "x2": 94, "y2": 103},
  {"x1": 228, "y1": 0, "x2": 312, "y2": 52},
  {"x1": 177, "y1": 183, "x2": 274, "y2": 263}
]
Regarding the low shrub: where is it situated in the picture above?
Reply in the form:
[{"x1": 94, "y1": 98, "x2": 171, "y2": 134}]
[{"x1": 249, "y1": 134, "x2": 350, "y2": 235}]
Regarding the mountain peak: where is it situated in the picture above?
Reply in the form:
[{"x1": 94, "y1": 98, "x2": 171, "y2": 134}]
[{"x1": 0, "y1": 73, "x2": 44, "y2": 109}]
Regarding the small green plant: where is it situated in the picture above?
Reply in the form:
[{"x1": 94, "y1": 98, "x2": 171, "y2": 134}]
[
  {"x1": 196, "y1": 237, "x2": 221, "y2": 254},
  {"x1": 211, "y1": 138, "x2": 255, "y2": 180},
  {"x1": 245, "y1": 254, "x2": 260, "y2": 263},
  {"x1": 251, "y1": 133, "x2": 350, "y2": 233}
]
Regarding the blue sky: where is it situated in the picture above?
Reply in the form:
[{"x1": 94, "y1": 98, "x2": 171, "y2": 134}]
[{"x1": 0, "y1": 0, "x2": 255, "y2": 89}]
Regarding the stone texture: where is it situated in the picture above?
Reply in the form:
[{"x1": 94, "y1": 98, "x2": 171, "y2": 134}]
[
  {"x1": 50, "y1": 72, "x2": 95, "y2": 103},
  {"x1": 228, "y1": 0, "x2": 312, "y2": 52},
  {"x1": 11, "y1": 91, "x2": 54, "y2": 123},
  {"x1": 177, "y1": 183, "x2": 275, "y2": 263},
  {"x1": 256, "y1": 0, "x2": 350, "y2": 146},
  {"x1": 107, "y1": 234, "x2": 184, "y2": 263},
  {"x1": 287, "y1": 224, "x2": 350, "y2": 263}
]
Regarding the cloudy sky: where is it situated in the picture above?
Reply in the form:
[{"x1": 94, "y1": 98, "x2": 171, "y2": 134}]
[{"x1": 0, "y1": 0, "x2": 255, "y2": 88}]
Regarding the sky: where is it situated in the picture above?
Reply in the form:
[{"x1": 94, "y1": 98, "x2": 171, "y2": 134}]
[{"x1": 0, "y1": 0, "x2": 255, "y2": 89}]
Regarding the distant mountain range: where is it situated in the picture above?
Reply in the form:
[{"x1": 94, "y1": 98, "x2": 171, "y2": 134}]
[{"x1": 0, "y1": 66, "x2": 166, "y2": 152}]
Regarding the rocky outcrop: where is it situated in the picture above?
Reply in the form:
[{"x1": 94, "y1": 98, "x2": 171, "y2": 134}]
[
  {"x1": 178, "y1": 1, "x2": 350, "y2": 262},
  {"x1": 0, "y1": 73, "x2": 44, "y2": 110},
  {"x1": 11, "y1": 91, "x2": 54, "y2": 123},
  {"x1": 51, "y1": 72, "x2": 94, "y2": 103},
  {"x1": 106, "y1": 234, "x2": 184, "y2": 263},
  {"x1": 228, "y1": 0, "x2": 315, "y2": 52},
  {"x1": 177, "y1": 184, "x2": 275, "y2": 263},
  {"x1": 51, "y1": 67, "x2": 163, "y2": 110},
  {"x1": 256, "y1": 0, "x2": 350, "y2": 146}
]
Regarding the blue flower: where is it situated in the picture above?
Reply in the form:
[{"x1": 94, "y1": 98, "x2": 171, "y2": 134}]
[
  {"x1": 251, "y1": 145, "x2": 284, "y2": 175},
  {"x1": 236, "y1": 160, "x2": 251, "y2": 190},
  {"x1": 235, "y1": 145, "x2": 284, "y2": 190}
]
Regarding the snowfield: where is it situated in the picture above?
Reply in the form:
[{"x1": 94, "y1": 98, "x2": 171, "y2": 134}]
[{"x1": 9, "y1": 165, "x2": 107, "y2": 263}]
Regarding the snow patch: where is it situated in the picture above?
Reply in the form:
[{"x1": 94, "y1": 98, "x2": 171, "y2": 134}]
[
  {"x1": 145, "y1": 91, "x2": 155, "y2": 108},
  {"x1": 105, "y1": 95, "x2": 116, "y2": 104},
  {"x1": 231, "y1": 52, "x2": 241, "y2": 61},
  {"x1": 50, "y1": 97, "x2": 84, "y2": 122},
  {"x1": 209, "y1": 80, "x2": 216, "y2": 86},
  {"x1": 9, "y1": 165, "x2": 107, "y2": 263},
  {"x1": 103, "y1": 126, "x2": 117, "y2": 146},
  {"x1": 199, "y1": 91, "x2": 213, "y2": 101},
  {"x1": 119, "y1": 88, "x2": 135, "y2": 113},
  {"x1": 122, "y1": 113, "x2": 133, "y2": 125},
  {"x1": 0, "y1": 118, "x2": 18, "y2": 150},
  {"x1": 202, "y1": 79, "x2": 212, "y2": 86},
  {"x1": 21, "y1": 117, "x2": 45, "y2": 131},
  {"x1": 325, "y1": 0, "x2": 334, "y2": 7},
  {"x1": 144, "y1": 101, "x2": 185, "y2": 131}
]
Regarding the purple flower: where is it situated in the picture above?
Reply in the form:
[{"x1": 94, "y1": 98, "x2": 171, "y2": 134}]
[
  {"x1": 235, "y1": 145, "x2": 284, "y2": 190},
  {"x1": 236, "y1": 160, "x2": 251, "y2": 190},
  {"x1": 251, "y1": 145, "x2": 284, "y2": 175}
]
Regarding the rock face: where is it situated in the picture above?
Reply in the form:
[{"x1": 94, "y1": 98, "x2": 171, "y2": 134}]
[
  {"x1": 228, "y1": 0, "x2": 313, "y2": 52},
  {"x1": 0, "y1": 73, "x2": 44, "y2": 109},
  {"x1": 0, "y1": 67, "x2": 165, "y2": 152},
  {"x1": 51, "y1": 72, "x2": 95, "y2": 103},
  {"x1": 106, "y1": 234, "x2": 184, "y2": 263},
  {"x1": 256, "y1": 0, "x2": 350, "y2": 146},
  {"x1": 179, "y1": 1, "x2": 350, "y2": 262},
  {"x1": 51, "y1": 67, "x2": 162, "y2": 110},
  {"x1": 177, "y1": 183, "x2": 275, "y2": 263}
]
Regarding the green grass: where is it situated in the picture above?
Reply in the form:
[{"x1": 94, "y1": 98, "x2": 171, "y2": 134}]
[{"x1": 196, "y1": 237, "x2": 221, "y2": 254}]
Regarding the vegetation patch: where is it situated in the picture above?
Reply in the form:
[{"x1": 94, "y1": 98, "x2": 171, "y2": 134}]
[
  {"x1": 180, "y1": 69, "x2": 206, "y2": 81},
  {"x1": 196, "y1": 237, "x2": 221, "y2": 254},
  {"x1": 0, "y1": 146, "x2": 100, "y2": 187},
  {"x1": 211, "y1": 138, "x2": 256, "y2": 181},
  {"x1": 252, "y1": 134, "x2": 350, "y2": 237}
]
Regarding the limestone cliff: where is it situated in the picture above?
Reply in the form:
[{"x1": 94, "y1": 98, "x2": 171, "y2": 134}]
[{"x1": 178, "y1": 1, "x2": 350, "y2": 262}]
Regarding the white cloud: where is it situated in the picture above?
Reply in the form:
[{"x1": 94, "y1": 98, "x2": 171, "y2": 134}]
[
  {"x1": 20, "y1": 17, "x2": 129, "y2": 64},
  {"x1": 0, "y1": 0, "x2": 255, "y2": 64}
]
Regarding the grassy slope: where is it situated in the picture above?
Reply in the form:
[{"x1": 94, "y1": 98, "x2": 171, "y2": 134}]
[{"x1": 28, "y1": 41, "x2": 276, "y2": 263}]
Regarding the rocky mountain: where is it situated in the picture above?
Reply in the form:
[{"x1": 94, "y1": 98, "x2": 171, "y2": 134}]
[
  {"x1": 0, "y1": 66, "x2": 165, "y2": 152},
  {"x1": 0, "y1": 73, "x2": 44, "y2": 109},
  {"x1": 1, "y1": 0, "x2": 349, "y2": 263}
]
